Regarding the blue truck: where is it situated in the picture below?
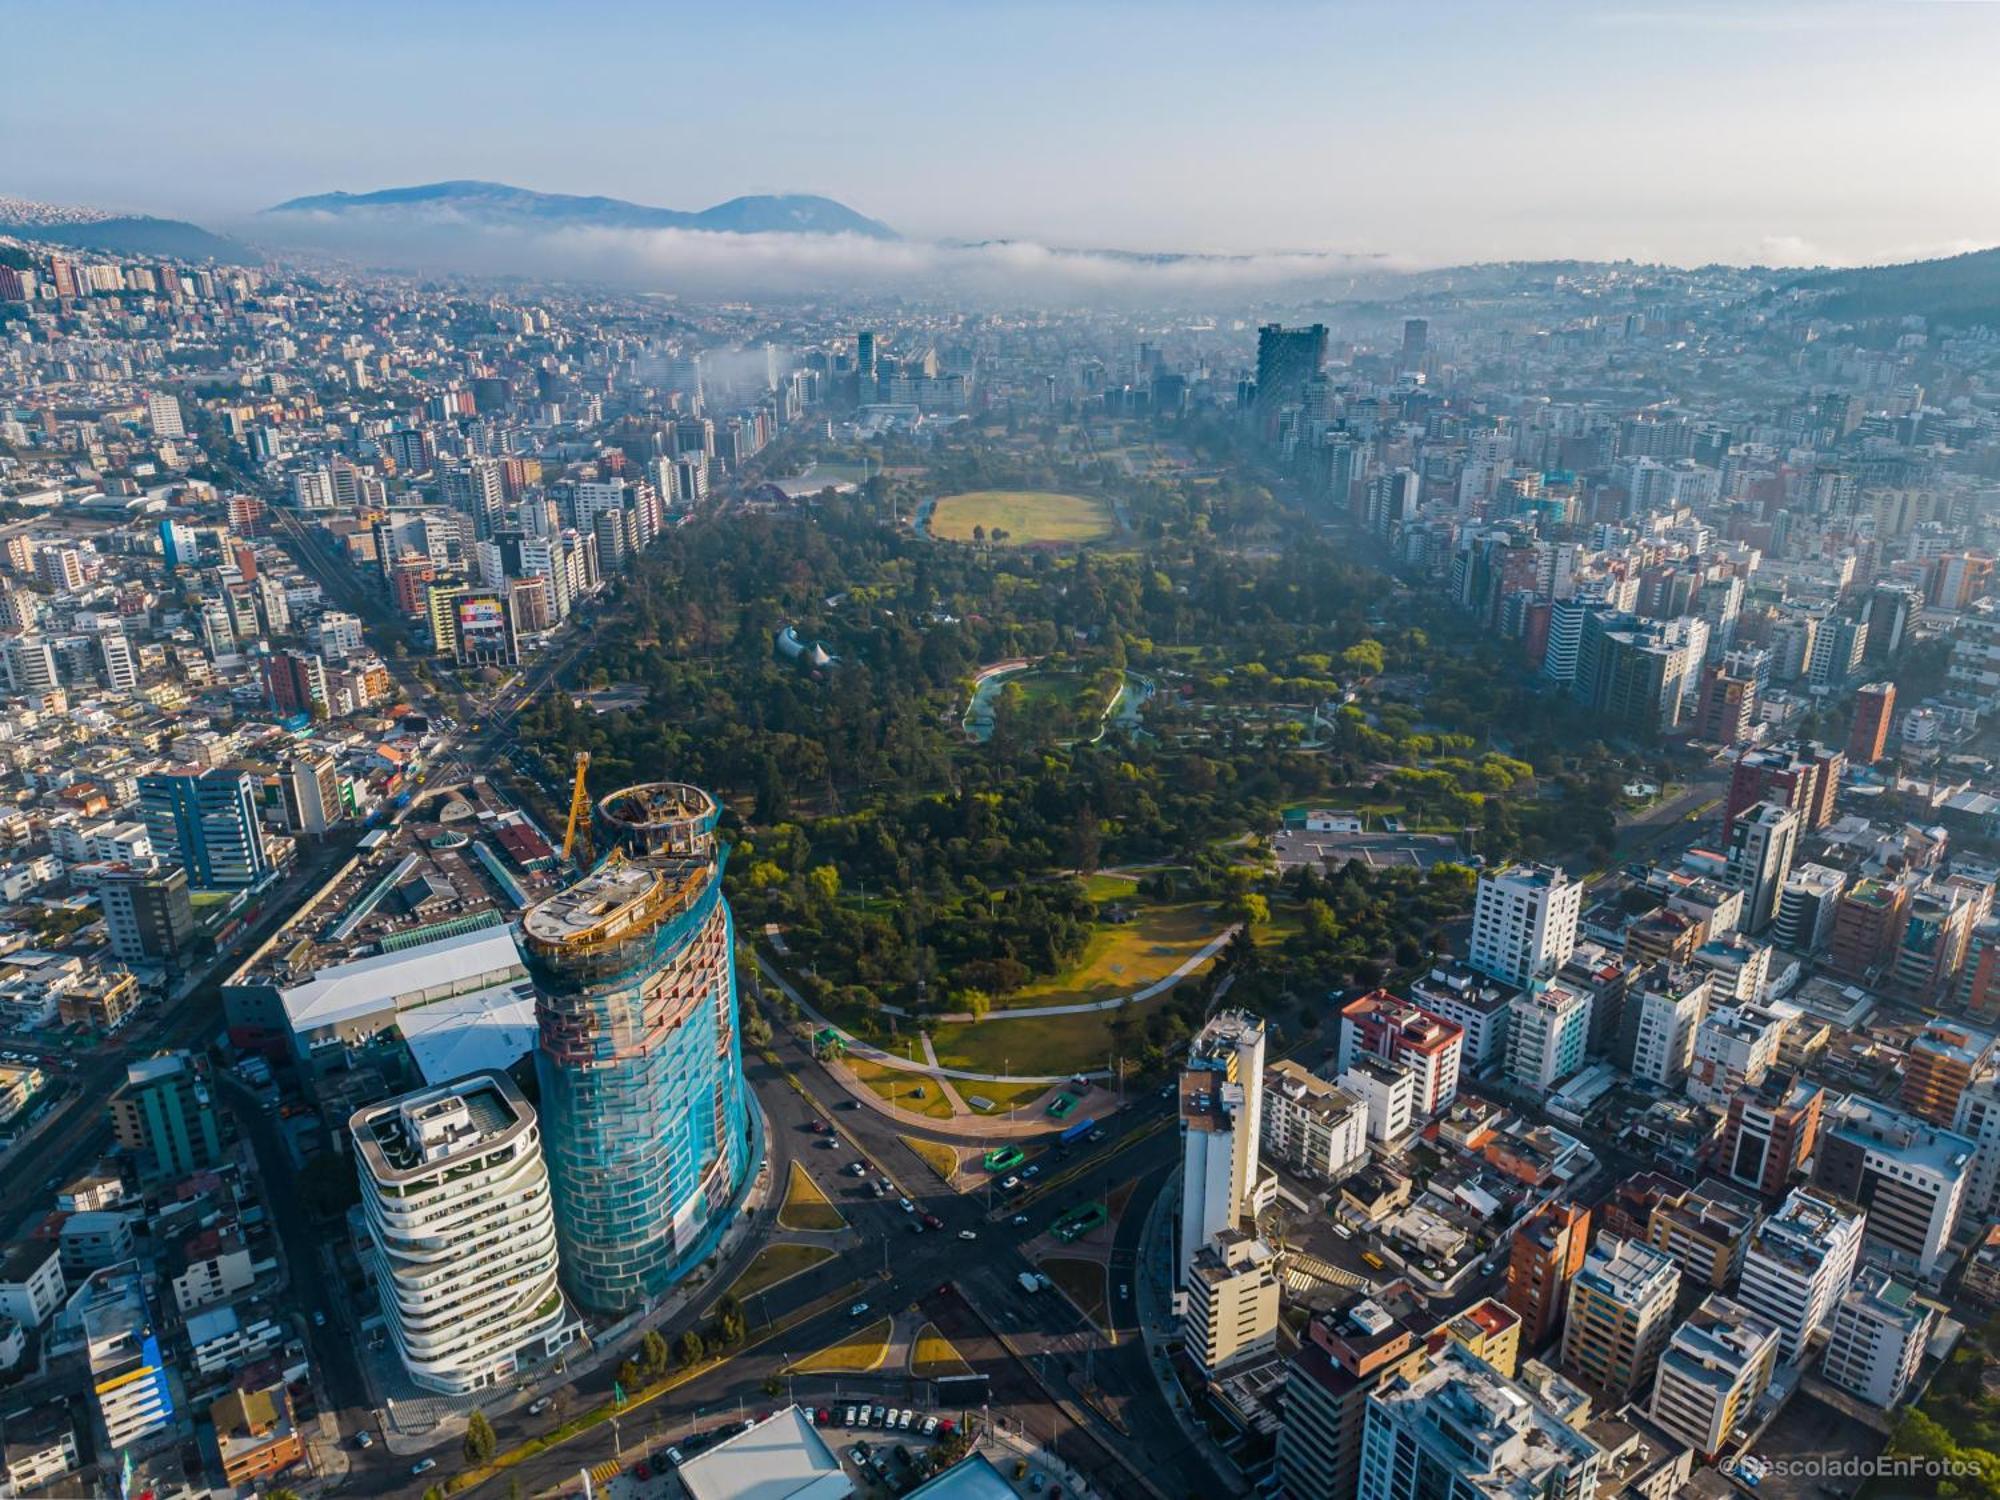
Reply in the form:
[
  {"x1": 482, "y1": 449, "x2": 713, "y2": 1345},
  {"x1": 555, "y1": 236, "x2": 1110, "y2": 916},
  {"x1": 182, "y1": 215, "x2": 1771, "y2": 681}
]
[{"x1": 1058, "y1": 1116, "x2": 1096, "y2": 1146}]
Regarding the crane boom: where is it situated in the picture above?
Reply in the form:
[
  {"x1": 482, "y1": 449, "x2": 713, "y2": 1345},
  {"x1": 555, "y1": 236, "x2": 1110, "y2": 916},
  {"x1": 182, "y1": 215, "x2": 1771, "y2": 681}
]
[{"x1": 561, "y1": 751, "x2": 593, "y2": 867}]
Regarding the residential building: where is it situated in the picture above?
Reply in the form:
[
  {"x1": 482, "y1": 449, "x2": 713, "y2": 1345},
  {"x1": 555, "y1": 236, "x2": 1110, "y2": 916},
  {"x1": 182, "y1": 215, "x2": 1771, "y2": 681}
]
[
  {"x1": 1901, "y1": 1020, "x2": 1995, "y2": 1128},
  {"x1": 1503, "y1": 977, "x2": 1592, "y2": 1092},
  {"x1": 1623, "y1": 963, "x2": 1712, "y2": 1088},
  {"x1": 1687, "y1": 1004, "x2": 1786, "y2": 1108},
  {"x1": 0, "y1": 1242, "x2": 63, "y2": 1329},
  {"x1": 1737, "y1": 1188, "x2": 1866, "y2": 1361},
  {"x1": 351, "y1": 1072, "x2": 580, "y2": 1394},
  {"x1": 1185, "y1": 1230, "x2": 1280, "y2": 1380},
  {"x1": 1771, "y1": 864, "x2": 1847, "y2": 955},
  {"x1": 1646, "y1": 1294, "x2": 1780, "y2": 1462},
  {"x1": 1177, "y1": 1012, "x2": 1269, "y2": 1287},
  {"x1": 1716, "y1": 1072, "x2": 1825, "y2": 1200},
  {"x1": 2, "y1": 1404, "x2": 79, "y2": 1494},
  {"x1": 1277, "y1": 1299, "x2": 1426, "y2": 1500},
  {"x1": 1560, "y1": 941, "x2": 1631, "y2": 1059},
  {"x1": 1407, "y1": 963, "x2": 1519, "y2": 1073},
  {"x1": 211, "y1": 1380, "x2": 305, "y2": 1487},
  {"x1": 1722, "y1": 801, "x2": 1798, "y2": 934},
  {"x1": 94, "y1": 864, "x2": 196, "y2": 971},
  {"x1": 1336, "y1": 989, "x2": 1464, "y2": 1114},
  {"x1": 1337, "y1": 1056, "x2": 1416, "y2": 1145},
  {"x1": 1891, "y1": 887, "x2": 1978, "y2": 1004},
  {"x1": 85, "y1": 1278, "x2": 173, "y2": 1454},
  {"x1": 527, "y1": 784, "x2": 754, "y2": 1314},
  {"x1": 1643, "y1": 1177, "x2": 1762, "y2": 1291},
  {"x1": 1723, "y1": 741, "x2": 1843, "y2": 840},
  {"x1": 1954, "y1": 1078, "x2": 2000, "y2": 1224},
  {"x1": 1560, "y1": 1234, "x2": 1679, "y2": 1398},
  {"x1": 1358, "y1": 1343, "x2": 1605, "y2": 1500},
  {"x1": 1827, "y1": 876, "x2": 1911, "y2": 980},
  {"x1": 1504, "y1": 1200, "x2": 1591, "y2": 1352},
  {"x1": 109, "y1": 1052, "x2": 225, "y2": 1180},
  {"x1": 1261, "y1": 1061, "x2": 1368, "y2": 1181},
  {"x1": 1819, "y1": 1268, "x2": 1935, "y2": 1410},
  {"x1": 1847, "y1": 682, "x2": 1896, "y2": 765},
  {"x1": 1811, "y1": 1095, "x2": 1973, "y2": 1278},
  {"x1": 1469, "y1": 864, "x2": 1582, "y2": 986}
]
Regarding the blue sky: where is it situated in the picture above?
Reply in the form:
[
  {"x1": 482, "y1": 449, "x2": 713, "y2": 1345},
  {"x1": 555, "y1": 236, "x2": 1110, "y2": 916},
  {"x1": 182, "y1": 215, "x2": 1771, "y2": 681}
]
[{"x1": 6, "y1": 0, "x2": 1998, "y2": 265}]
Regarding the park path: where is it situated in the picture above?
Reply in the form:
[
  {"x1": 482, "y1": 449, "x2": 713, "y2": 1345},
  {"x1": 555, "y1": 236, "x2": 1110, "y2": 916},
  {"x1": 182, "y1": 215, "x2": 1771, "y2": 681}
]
[
  {"x1": 921, "y1": 922, "x2": 1241, "y2": 1023},
  {"x1": 918, "y1": 1034, "x2": 970, "y2": 1113}
]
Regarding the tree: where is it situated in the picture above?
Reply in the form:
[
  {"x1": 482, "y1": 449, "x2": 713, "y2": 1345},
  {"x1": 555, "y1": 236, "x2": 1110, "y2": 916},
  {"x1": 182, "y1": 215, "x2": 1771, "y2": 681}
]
[
  {"x1": 640, "y1": 1329, "x2": 670, "y2": 1379},
  {"x1": 807, "y1": 864, "x2": 841, "y2": 906},
  {"x1": 959, "y1": 990, "x2": 991, "y2": 1022},
  {"x1": 616, "y1": 1358, "x2": 641, "y2": 1388},
  {"x1": 296, "y1": 1152, "x2": 360, "y2": 1219},
  {"x1": 678, "y1": 1330, "x2": 706, "y2": 1368},
  {"x1": 462, "y1": 1410, "x2": 497, "y2": 1467}
]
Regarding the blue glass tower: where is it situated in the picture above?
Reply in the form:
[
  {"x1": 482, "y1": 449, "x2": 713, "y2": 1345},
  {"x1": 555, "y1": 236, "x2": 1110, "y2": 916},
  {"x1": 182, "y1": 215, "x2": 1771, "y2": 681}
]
[{"x1": 525, "y1": 783, "x2": 755, "y2": 1314}]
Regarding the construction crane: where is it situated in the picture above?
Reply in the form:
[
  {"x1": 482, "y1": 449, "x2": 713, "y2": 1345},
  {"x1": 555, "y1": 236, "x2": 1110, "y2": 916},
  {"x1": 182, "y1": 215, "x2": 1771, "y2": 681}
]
[{"x1": 561, "y1": 751, "x2": 593, "y2": 869}]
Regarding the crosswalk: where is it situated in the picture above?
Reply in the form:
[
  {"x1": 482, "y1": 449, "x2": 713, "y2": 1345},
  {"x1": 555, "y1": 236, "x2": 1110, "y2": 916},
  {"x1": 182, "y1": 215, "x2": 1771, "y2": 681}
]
[{"x1": 588, "y1": 1457, "x2": 623, "y2": 1485}]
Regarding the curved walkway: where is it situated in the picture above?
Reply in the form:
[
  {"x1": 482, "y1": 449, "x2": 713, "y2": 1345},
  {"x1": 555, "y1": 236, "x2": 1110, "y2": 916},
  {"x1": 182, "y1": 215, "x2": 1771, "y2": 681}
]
[{"x1": 927, "y1": 922, "x2": 1241, "y2": 1023}]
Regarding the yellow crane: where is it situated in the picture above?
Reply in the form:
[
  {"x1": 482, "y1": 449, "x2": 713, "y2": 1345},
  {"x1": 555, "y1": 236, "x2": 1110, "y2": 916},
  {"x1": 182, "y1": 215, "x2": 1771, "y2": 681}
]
[{"x1": 561, "y1": 751, "x2": 593, "y2": 869}]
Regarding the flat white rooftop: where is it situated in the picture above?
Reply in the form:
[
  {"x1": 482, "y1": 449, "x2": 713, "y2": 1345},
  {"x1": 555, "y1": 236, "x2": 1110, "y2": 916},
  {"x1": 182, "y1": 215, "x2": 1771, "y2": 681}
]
[
  {"x1": 676, "y1": 1406, "x2": 850, "y2": 1500},
  {"x1": 278, "y1": 925, "x2": 526, "y2": 1034}
]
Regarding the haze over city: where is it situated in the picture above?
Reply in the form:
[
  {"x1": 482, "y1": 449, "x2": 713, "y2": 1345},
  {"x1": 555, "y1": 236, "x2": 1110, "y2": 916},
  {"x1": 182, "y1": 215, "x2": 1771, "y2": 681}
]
[{"x1": 5, "y1": 0, "x2": 2000, "y2": 268}]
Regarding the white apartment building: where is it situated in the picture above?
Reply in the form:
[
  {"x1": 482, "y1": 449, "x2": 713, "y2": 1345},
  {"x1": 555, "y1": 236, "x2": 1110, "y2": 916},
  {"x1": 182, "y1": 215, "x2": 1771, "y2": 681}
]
[
  {"x1": 1503, "y1": 978, "x2": 1591, "y2": 1092},
  {"x1": 1647, "y1": 1293, "x2": 1780, "y2": 1461},
  {"x1": 1737, "y1": 1188, "x2": 1865, "y2": 1362},
  {"x1": 1358, "y1": 1344, "x2": 1605, "y2": 1500},
  {"x1": 1686, "y1": 1004, "x2": 1786, "y2": 1108},
  {"x1": 1337, "y1": 1056, "x2": 1416, "y2": 1145},
  {"x1": 1408, "y1": 963, "x2": 1520, "y2": 1073},
  {"x1": 1261, "y1": 1061, "x2": 1368, "y2": 1181},
  {"x1": 351, "y1": 1072, "x2": 580, "y2": 1395},
  {"x1": 1952, "y1": 1077, "x2": 2000, "y2": 1225},
  {"x1": 1185, "y1": 1230, "x2": 1281, "y2": 1379},
  {"x1": 0, "y1": 1243, "x2": 64, "y2": 1328},
  {"x1": 1469, "y1": 864, "x2": 1582, "y2": 986},
  {"x1": 1723, "y1": 801, "x2": 1799, "y2": 935},
  {"x1": 1177, "y1": 1012, "x2": 1269, "y2": 1289},
  {"x1": 1813, "y1": 1094, "x2": 1974, "y2": 1280},
  {"x1": 1627, "y1": 965, "x2": 1712, "y2": 1088},
  {"x1": 1820, "y1": 1267, "x2": 1935, "y2": 1410}
]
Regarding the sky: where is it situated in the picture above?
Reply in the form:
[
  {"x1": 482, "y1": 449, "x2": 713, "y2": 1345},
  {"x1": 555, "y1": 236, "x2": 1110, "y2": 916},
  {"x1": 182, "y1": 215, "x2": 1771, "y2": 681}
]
[{"x1": 6, "y1": 0, "x2": 2000, "y2": 268}]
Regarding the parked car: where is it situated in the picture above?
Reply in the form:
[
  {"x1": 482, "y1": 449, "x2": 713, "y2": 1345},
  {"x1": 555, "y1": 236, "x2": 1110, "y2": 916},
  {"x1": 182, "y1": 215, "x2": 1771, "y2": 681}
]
[
  {"x1": 921, "y1": 1212, "x2": 943, "y2": 1229},
  {"x1": 922, "y1": 1415, "x2": 939, "y2": 1436},
  {"x1": 958, "y1": 1229, "x2": 978, "y2": 1241},
  {"x1": 851, "y1": 1302, "x2": 871, "y2": 1317},
  {"x1": 411, "y1": 1459, "x2": 437, "y2": 1476},
  {"x1": 843, "y1": 1406, "x2": 858, "y2": 1427},
  {"x1": 354, "y1": 1431, "x2": 373, "y2": 1449},
  {"x1": 528, "y1": 1396, "x2": 551, "y2": 1416}
]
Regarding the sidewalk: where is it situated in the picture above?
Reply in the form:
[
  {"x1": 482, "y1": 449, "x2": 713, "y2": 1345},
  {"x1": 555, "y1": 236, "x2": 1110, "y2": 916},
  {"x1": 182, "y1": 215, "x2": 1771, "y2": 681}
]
[{"x1": 1133, "y1": 1175, "x2": 1250, "y2": 1497}]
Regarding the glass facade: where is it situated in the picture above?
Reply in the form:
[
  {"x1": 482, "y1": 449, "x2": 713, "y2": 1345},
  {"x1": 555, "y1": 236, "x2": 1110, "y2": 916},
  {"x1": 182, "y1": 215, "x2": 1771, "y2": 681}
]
[{"x1": 528, "y1": 784, "x2": 755, "y2": 1314}]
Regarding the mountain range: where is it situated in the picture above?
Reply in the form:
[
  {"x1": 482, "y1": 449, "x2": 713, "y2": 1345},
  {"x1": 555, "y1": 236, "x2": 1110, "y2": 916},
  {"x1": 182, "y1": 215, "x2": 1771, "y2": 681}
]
[
  {"x1": 264, "y1": 180, "x2": 898, "y2": 239},
  {"x1": 1784, "y1": 245, "x2": 2000, "y2": 327}
]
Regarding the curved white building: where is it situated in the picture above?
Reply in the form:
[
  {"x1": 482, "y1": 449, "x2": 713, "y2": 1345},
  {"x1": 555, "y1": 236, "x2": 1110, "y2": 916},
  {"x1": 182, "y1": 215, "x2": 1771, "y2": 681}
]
[{"x1": 351, "y1": 1071, "x2": 580, "y2": 1395}]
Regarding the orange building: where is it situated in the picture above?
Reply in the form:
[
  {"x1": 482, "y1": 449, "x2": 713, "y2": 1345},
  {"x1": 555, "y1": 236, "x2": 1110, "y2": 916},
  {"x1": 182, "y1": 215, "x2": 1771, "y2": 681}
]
[
  {"x1": 1900, "y1": 1020, "x2": 1996, "y2": 1128},
  {"x1": 211, "y1": 1381, "x2": 304, "y2": 1487},
  {"x1": 1504, "y1": 1199, "x2": 1591, "y2": 1352},
  {"x1": 1847, "y1": 682, "x2": 1896, "y2": 766}
]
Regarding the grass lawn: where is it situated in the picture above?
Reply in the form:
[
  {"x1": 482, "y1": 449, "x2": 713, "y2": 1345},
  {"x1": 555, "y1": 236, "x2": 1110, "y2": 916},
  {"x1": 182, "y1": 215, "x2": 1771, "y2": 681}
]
[
  {"x1": 776, "y1": 1161, "x2": 847, "y2": 1232},
  {"x1": 725, "y1": 1243, "x2": 836, "y2": 1302},
  {"x1": 788, "y1": 1316, "x2": 893, "y2": 1375},
  {"x1": 930, "y1": 490, "x2": 1115, "y2": 545},
  {"x1": 930, "y1": 998, "x2": 1165, "y2": 1078},
  {"x1": 901, "y1": 1134, "x2": 961, "y2": 1185},
  {"x1": 910, "y1": 1324, "x2": 974, "y2": 1378},
  {"x1": 1039, "y1": 1256, "x2": 1109, "y2": 1329},
  {"x1": 960, "y1": 1078, "x2": 1057, "y2": 1114},
  {"x1": 990, "y1": 898, "x2": 1222, "y2": 1012},
  {"x1": 1081, "y1": 872, "x2": 1142, "y2": 903},
  {"x1": 844, "y1": 1056, "x2": 955, "y2": 1119}
]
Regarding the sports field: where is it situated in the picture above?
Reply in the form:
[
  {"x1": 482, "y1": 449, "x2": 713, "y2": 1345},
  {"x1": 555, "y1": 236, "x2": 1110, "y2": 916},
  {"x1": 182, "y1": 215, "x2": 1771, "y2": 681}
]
[{"x1": 929, "y1": 490, "x2": 1114, "y2": 545}]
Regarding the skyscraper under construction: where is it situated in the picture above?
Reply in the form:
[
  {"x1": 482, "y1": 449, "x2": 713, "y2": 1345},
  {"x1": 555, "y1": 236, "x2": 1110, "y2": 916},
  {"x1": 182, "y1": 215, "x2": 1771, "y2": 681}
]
[{"x1": 524, "y1": 781, "x2": 755, "y2": 1314}]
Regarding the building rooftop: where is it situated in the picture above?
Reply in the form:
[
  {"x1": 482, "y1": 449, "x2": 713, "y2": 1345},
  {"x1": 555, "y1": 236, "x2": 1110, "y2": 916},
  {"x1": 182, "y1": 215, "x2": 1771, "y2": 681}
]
[
  {"x1": 674, "y1": 1404, "x2": 850, "y2": 1500},
  {"x1": 267, "y1": 923, "x2": 526, "y2": 1034},
  {"x1": 395, "y1": 977, "x2": 540, "y2": 1084},
  {"x1": 1659, "y1": 1294, "x2": 1779, "y2": 1393},
  {"x1": 904, "y1": 1455, "x2": 1016, "y2": 1500},
  {"x1": 1180, "y1": 1072, "x2": 1242, "y2": 1134},
  {"x1": 1265, "y1": 1060, "x2": 1362, "y2": 1124},
  {"x1": 1375, "y1": 1344, "x2": 1603, "y2": 1498},
  {"x1": 351, "y1": 1071, "x2": 530, "y2": 1182},
  {"x1": 1574, "y1": 1234, "x2": 1678, "y2": 1307},
  {"x1": 1824, "y1": 1093, "x2": 1975, "y2": 1177},
  {"x1": 1751, "y1": 1188, "x2": 1864, "y2": 1273}
]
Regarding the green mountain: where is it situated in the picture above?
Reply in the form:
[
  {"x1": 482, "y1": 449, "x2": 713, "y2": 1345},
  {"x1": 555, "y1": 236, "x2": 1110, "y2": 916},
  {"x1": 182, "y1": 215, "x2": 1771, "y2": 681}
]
[
  {"x1": 0, "y1": 214, "x2": 255, "y2": 264},
  {"x1": 1787, "y1": 245, "x2": 2000, "y2": 326}
]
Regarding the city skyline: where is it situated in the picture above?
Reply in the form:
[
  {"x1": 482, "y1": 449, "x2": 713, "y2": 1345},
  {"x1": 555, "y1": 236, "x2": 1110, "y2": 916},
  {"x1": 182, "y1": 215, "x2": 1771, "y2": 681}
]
[{"x1": 5, "y1": 0, "x2": 2000, "y2": 269}]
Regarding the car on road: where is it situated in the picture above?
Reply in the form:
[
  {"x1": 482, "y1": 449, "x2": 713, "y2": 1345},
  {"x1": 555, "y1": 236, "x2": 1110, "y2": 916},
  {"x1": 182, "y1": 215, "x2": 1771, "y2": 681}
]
[
  {"x1": 958, "y1": 1230, "x2": 978, "y2": 1241},
  {"x1": 1088, "y1": 1129, "x2": 1105, "y2": 1142},
  {"x1": 1023, "y1": 1164, "x2": 1041, "y2": 1179},
  {"x1": 1011, "y1": 1213, "x2": 1029, "y2": 1224},
  {"x1": 412, "y1": 1459, "x2": 437, "y2": 1476},
  {"x1": 1120, "y1": 1283, "x2": 1130, "y2": 1299},
  {"x1": 1000, "y1": 1175, "x2": 1020, "y2": 1191},
  {"x1": 808, "y1": 1119, "x2": 830, "y2": 1134},
  {"x1": 921, "y1": 1212, "x2": 943, "y2": 1229},
  {"x1": 848, "y1": 1161, "x2": 867, "y2": 1176},
  {"x1": 839, "y1": 1098, "x2": 861, "y2": 1109},
  {"x1": 909, "y1": 1220, "x2": 925, "y2": 1234},
  {"x1": 354, "y1": 1431, "x2": 373, "y2": 1449},
  {"x1": 899, "y1": 1197, "x2": 915, "y2": 1213},
  {"x1": 817, "y1": 1137, "x2": 839, "y2": 1148},
  {"x1": 851, "y1": 1302, "x2": 871, "y2": 1317},
  {"x1": 528, "y1": 1396, "x2": 551, "y2": 1415}
]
